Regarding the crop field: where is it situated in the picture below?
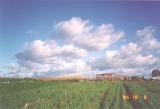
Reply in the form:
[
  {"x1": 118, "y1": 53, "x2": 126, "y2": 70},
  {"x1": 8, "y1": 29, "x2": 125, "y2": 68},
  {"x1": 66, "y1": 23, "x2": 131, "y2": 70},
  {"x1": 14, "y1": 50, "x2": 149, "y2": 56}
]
[{"x1": 0, "y1": 78, "x2": 160, "y2": 109}]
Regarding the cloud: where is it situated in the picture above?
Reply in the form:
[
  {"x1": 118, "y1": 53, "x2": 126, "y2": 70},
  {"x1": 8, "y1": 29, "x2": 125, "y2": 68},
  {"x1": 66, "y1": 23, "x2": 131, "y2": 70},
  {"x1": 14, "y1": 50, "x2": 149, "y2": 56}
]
[
  {"x1": 26, "y1": 30, "x2": 40, "y2": 36},
  {"x1": 5, "y1": 18, "x2": 160, "y2": 78},
  {"x1": 16, "y1": 40, "x2": 87, "y2": 63},
  {"x1": 7, "y1": 58, "x2": 91, "y2": 77},
  {"x1": 54, "y1": 17, "x2": 124, "y2": 51},
  {"x1": 90, "y1": 42, "x2": 159, "y2": 71},
  {"x1": 55, "y1": 17, "x2": 92, "y2": 38},
  {"x1": 10, "y1": 39, "x2": 90, "y2": 77},
  {"x1": 89, "y1": 26, "x2": 160, "y2": 76},
  {"x1": 136, "y1": 26, "x2": 160, "y2": 50},
  {"x1": 9, "y1": 17, "x2": 125, "y2": 77}
]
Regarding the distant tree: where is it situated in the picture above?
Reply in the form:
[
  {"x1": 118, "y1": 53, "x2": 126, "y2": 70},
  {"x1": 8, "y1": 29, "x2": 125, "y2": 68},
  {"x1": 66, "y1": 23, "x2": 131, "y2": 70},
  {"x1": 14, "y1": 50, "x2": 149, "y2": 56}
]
[{"x1": 152, "y1": 69, "x2": 160, "y2": 77}]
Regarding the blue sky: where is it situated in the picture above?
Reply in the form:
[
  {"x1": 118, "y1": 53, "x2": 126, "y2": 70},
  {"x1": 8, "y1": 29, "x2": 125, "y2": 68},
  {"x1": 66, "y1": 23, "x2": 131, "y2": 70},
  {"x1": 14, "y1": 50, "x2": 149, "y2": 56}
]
[{"x1": 0, "y1": 0, "x2": 160, "y2": 77}]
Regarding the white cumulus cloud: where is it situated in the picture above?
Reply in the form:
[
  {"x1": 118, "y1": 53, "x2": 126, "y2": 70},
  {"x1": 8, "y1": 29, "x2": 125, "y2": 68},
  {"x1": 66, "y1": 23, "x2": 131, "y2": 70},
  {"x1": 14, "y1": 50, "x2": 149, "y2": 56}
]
[
  {"x1": 136, "y1": 26, "x2": 160, "y2": 50},
  {"x1": 5, "y1": 18, "x2": 160, "y2": 77},
  {"x1": 90, "y1": 42, "x2": 159, "y2": 71},
  {"x1": 16, "y1": 40, "x2": 88, "y2": 62},
  {"x1": 54, "y1": 17, "x2": 124, "y2": 51},
  {"x1": 10, "y1": 39, "x2": 90, "y2": 77}
]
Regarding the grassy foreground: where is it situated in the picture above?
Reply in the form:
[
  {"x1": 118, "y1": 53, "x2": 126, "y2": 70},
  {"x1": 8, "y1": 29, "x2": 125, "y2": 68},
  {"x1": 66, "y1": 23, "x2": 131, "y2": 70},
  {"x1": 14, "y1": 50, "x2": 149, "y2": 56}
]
[{"x1": 0, "y1": 79, "x2": 160, "y2": 109}]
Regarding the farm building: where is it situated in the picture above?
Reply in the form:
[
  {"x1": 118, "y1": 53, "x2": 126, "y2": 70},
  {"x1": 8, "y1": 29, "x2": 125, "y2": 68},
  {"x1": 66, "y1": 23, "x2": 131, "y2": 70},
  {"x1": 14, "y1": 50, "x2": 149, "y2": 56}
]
[
  {"x1": 130, "y1": 76, "x2": 145, "y2": 81},
  {"x1": 96, "y1": 73, "x2": 131, "y2": 80},
  {"x1": 96, "y1": 73, "x2": 113, "y2": 80}
]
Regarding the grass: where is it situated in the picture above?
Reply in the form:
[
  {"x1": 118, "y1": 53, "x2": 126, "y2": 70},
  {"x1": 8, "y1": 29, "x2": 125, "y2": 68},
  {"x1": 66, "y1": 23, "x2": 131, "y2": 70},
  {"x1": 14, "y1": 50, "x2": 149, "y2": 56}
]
[{"x1": 0, "y1": 78, "x2": 160, "y2": 109}]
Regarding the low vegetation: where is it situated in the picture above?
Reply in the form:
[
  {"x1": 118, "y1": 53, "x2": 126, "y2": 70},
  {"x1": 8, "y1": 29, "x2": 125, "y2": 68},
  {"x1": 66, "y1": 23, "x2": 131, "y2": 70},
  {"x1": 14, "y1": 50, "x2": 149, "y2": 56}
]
[{"x1": 0, "y1": 78, "x2": 160, "y2": 109}]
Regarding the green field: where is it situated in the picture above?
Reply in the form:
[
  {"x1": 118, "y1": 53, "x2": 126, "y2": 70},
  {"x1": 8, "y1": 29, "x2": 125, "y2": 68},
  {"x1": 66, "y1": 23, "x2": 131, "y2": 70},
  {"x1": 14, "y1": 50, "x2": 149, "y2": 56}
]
[{"x1": 0, "y1": 79, "x2": 160, "y2": 109}]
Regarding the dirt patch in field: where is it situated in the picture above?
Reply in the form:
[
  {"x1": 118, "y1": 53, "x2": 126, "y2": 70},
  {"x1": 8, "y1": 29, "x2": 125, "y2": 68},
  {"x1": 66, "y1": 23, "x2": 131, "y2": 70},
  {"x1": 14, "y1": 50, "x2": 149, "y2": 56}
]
[
  {"x1": 123, "y1": 83, "x2": 142, "y2": 109},
  {"x1": 99, "y1": 91, "x2": 108, "y2": 109}
]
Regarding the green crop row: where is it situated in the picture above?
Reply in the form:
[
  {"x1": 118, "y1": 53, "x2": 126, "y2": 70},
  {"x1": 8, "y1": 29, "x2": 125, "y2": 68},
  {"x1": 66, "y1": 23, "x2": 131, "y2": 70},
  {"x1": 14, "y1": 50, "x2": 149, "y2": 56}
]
[{"x1": 0, "y1": 79, "x2": 160, "y2": 109}]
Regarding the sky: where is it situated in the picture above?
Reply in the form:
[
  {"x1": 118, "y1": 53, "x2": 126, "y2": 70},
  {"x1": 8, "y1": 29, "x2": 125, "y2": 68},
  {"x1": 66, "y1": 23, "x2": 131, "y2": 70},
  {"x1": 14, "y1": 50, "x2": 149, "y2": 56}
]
[{"x1": 0, "y1": 0, "x2": 160, "y2": 77}]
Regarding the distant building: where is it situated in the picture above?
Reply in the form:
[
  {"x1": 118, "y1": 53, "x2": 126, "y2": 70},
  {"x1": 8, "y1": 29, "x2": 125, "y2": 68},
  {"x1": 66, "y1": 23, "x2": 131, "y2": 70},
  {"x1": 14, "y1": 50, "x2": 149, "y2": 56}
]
[
  {"x1": 130, "y1": 76, "x2": 144, "y2": 81},
  {"x1": 96, "y1": 73, "x2": 131, "y2": 80},
  {"x1": 96, "y1": 73, "x2": 113, "y2": 80}
]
